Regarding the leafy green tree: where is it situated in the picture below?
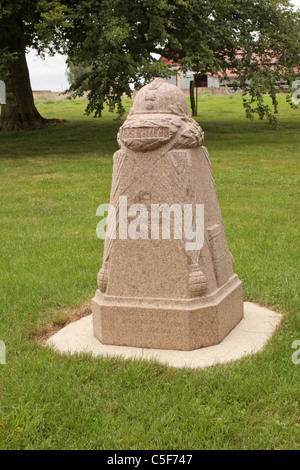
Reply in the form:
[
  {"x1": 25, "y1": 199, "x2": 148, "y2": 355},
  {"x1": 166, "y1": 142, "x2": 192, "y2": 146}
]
[
  {"x1": 63, "y1": 0, "x2": 174, "y2": 118},
  {"x1": 68, "y1": 0, "x2": 300, "y2": 124},
  {"x1": 64, "y1": 0, "x2": 299, "y2": 125},
  {"x1": 166, "y1": 0, "x2": 300, "y2": 123},
  {"x1": 0, "y1": 0, "x2": 299, "y2": 132},
  {"x1": 0, "y1": 0, "x2": 67, "y2": 132},
  {"x1": 0, "y1": 0, "x2": 173, "y2": 131},
  {"x1": 66, "y1": 63, "x2": 91, "y2": 89}
]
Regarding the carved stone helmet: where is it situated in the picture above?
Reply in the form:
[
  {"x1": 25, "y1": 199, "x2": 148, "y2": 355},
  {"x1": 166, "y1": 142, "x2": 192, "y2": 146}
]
[
  {"x1": 129, "y1": 78, "x2": 191, "y2": 117},
  {"x1": 118, "y1": 78, "x2": 204, "y2": 151}
]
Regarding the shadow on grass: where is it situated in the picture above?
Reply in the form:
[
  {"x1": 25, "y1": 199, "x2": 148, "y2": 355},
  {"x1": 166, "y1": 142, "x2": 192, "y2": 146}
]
[{"x1": 0, "y1": 120, "x2": 123, "y2": 160}]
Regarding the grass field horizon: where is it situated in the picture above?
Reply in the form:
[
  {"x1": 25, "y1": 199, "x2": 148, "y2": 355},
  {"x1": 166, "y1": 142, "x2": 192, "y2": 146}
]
[{"x1": 0, "y1": 94, "x2": 299, "y2": 449}]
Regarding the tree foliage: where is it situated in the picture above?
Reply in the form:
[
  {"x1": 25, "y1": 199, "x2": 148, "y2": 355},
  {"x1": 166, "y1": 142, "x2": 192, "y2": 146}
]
[
  {"x1": 0, "y1": 0, "x2": 68, "y2": 131},
  {"x1": 170, "y1": 0, "x2": 300, "y2": 124},
  {"x1": 0, "y1": 0, "x2": 299, "y2": 131},
  {"x1": 61, "y1": 0, "x2": 300, "y2": 124},
  {"x1": 62, "y1": 0, "x2": 177, "y2": 117}
]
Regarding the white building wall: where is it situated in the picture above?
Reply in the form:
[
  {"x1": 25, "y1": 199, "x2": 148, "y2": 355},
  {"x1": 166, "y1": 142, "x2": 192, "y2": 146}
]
[
  {"x1": 207, "y1": 75, "x2": 220, "y2": 88},
  {"x1": 180, "y1": 72, "x2": 194, "y2": 89},
  {"x1": 167, "y1": 75, "x2": 177, "y2": 86},
  {"x1": 166, "y1": 71, "x2": 223, "y2": 89}
]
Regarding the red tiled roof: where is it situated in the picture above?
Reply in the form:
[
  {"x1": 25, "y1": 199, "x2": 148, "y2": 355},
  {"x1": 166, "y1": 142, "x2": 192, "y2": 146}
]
[{"x1": 160, "y1": 51, "x2": 284, "y2": 79}]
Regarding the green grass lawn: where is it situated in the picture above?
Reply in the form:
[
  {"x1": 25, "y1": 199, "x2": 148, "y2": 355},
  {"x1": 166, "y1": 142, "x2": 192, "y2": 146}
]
[{"x1": 0, "y1": 94, "x2": 299, "y2": 450}]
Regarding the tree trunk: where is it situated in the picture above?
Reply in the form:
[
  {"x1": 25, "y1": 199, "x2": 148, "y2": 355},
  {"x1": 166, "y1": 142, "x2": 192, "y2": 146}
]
[
  {"x1": 0, "y1": 47, "x2": 50, "y2": 133},
  {"x1": 190, "y1": 80, "x2": 197, "y2": 116}
]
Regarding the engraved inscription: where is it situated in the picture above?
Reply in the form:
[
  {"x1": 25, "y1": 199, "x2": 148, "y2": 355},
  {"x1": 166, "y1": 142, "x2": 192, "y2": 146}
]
[{"x1": 121, "y1": 127, "x2": 170, "y2": 140}]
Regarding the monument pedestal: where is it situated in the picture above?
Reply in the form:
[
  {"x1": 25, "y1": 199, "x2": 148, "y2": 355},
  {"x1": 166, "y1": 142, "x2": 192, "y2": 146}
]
[
  {"x1": 92, "y1": 78, "x2": 244, "y2": 352},
  {"x1": 92, "y1": 275, "x2": 243, "y2": 351}
]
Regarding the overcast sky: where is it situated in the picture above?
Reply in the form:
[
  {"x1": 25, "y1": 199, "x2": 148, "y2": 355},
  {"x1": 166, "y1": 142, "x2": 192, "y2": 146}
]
[{"x1": 27, "y1": 0, "x2": 300, "y2": 92}]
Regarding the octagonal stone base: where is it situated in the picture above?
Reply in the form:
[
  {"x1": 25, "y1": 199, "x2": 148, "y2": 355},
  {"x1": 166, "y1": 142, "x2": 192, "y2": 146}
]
[{"x1": 92, "y1": 275, "x2": 243, "y2": 351}]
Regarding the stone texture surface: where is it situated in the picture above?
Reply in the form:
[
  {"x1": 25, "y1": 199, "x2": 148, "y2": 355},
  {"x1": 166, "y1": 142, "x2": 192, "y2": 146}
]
[
  {"x1": 46, "y1": 303, "x2": 282, "y2": 369},
  {"x1": 92, "y1": 276, "x2": 243, "y2": 351},
  {"x1": 93, "y1": 78, "x2": 244, "y2": 350}
]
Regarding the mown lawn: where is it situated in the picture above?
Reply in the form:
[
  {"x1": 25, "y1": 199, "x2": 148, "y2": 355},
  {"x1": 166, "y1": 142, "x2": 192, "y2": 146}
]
[{"x1": 0, "y1": 94, "x2": 299, "y2": 450}]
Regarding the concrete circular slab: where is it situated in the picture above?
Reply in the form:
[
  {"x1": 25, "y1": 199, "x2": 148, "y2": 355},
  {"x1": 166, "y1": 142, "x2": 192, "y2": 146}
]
[{"x1": 45, "y1": 302, "x2": 282, "y2": 369}]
